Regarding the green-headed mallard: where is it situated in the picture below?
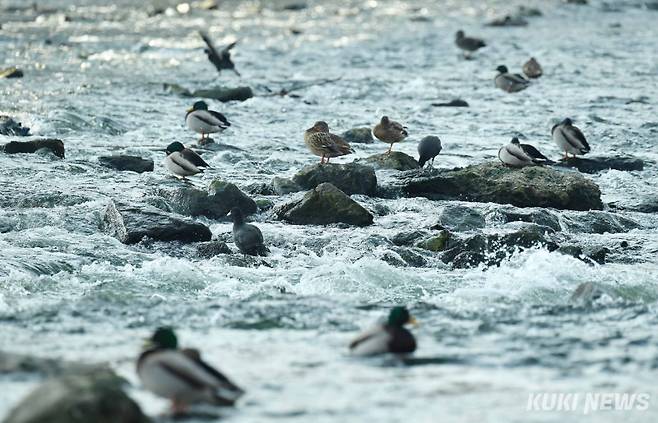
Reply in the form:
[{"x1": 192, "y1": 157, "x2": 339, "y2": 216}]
[
  {"x1": 495, "y1": 65, "x2": 530, "y2": 93},
  {"x1": 304, "y1": 121, "x2": 354, "y2": 164},
  {"x1": 349, "y1": 306, "x2": 417, "y2": 356},
  {"x1": 185, "y1": 101, "x2": 230, "y2": 141},
  {"x1": 373, "y1": 116, "x2": 408, "y2": 154},
  {"x1": 552, "y1": 118, "x2": 591, "y2": 159},
  {"x1": 137, "y1": 327, "x2": 244, "y2": 414},
  {"x1": 164, "y1": 141, "x2": 209, "y2": 178}
]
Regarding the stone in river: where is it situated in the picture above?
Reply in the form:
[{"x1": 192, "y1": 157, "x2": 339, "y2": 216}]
[
  {"x1": 2, "y1": 139, "x2": 64, "y2": 158},
  {"x1": 98, "y1": 155, "x2": 154, "y2": 173},
  {"x1": 292, "y1": 162, "x2": 377, "y2": 196}
]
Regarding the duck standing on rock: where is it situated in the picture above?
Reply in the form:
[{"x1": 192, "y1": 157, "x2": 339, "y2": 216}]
[
  {"x1": 349, "y1": 306, "x2": 417, "y2": 356},
  {"x1": 494, "y1": 65, "x2": 530, "y2": 93},
  {"x1": 373, "y1": 116, "x2": 408, "y2": 154},
  {"x1": 552, "y1": 118, "x2": 591, "y2": 159},
  {"x1": 498, "y1": 137, "x2": 552, "y2": 167},
  {"x1": 229, "y1": 207, "x2": 269, "y2": 256},
  {"x1": 304, "y1": 121, "x2": 354, "y2": 164},
  {"x1": 417, "y1": 135, "x2": 442, "y2": 168},
  {"x1": 164, "y1": 141, "x2": 210, "y2": 179},
  {"x1": 455, "y1": 30, "x2": 486, "y2": 57},
  {"x1": 185, "y1": 101, "x2": 230, "y2": 142},
  {"x1": 137, "y1": 327, "x2": 245, "y2": 415}
]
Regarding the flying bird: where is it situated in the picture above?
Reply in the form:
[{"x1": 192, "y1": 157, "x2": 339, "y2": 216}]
[{"x1": 199, "y1": 31, "x2": 240, "y2": 76}]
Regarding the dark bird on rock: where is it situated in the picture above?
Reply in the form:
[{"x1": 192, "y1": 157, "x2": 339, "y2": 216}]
[
  {"x1": 199, "y1": 31, "x2": 240, "y2": 76},
  {"x1": 417, "y1": 135, "x2": 442, "y2": 168},
  {"x1": 498, "y1": 137, "x2": 553, "y2": 167},
  {"x1": 164, "y1": 142, "x2": 210, "y2": 178},
  {"x1": 495, "y1": 65, "x2": 530, "y2": 93},
  {"x1": 349, "y1": 306, "x2": 417, "y2": 356},
  {"x1": 229, "y1": 207, "x2": 269, "y2": 256},
  {"x1": 552, "y1": 118, "x2": 591, "y2": 159},
  {"x1": 373, "y1": 116, "x2": 408, "y2": 154},
  {"x1": 455, "y1": 30, "x2": 486, "y2": 57}
]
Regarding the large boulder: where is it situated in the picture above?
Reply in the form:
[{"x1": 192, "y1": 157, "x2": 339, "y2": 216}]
[
  {"x1": 555, "y1": 156, "x2": 644, "y2": 173},
  {"x1": 2, "y1": 139, "x2": 64, "y2": 158},
  {"x1": 98, "y1": 155, "x2": 153, "y2": 173},
  {"x1": 493, "y1": 207, "x2": 562, "y2": 232},
  {"x1": 292, "y1": 163, "x2": 377, "y2": 196},
  {"x1": 276, "y1": 183, "x2": 373, "y2": 226},
  {"x1": 3, "y1": 368, "x2": 150, "y2": 423},
  {"x1": 0, "y1": 351, "x2": 96, "y2": 375},
  {"x1": 191, "y1": 86, "x2": 254, "y2": 102},
  {"x1": 341, "y1": 127, "x2": 373, "y2": 144},
  {"x1": 102, "y1": 201, "x2": 212, "y2": 244},
  {"x1": 0, "y1": 115, "x2": 30, "y2": 136},
  {"x1": 359, "y1": 152, "x2": 419, "y2": 171},
  {"x1": 395, "y1": 162, "x2": 603, "y2": 211},
  {"x1": 158, "y1": 180, "x2": 257, "y2": 219}
]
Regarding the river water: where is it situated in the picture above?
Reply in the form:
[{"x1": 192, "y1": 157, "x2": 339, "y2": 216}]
[{"x1": 1, "y1": 0, "x2": 658, "y2": 421}]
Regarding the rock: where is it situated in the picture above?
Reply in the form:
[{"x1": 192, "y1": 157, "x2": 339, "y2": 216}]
[
  {"x1": 243, "y1": 182, "x2": 276, "y2": 196},
  {"x1": 292, "y1": 163, "x2": 377, "y2": 196},
  {"x1": 435, "y1": 205, "x2": 485, "y2": 232},
  {"x1": 255, "y1": 198, "x2": 274, "y2": 210},
  {"x1": 276, "y1": 183, "x2": 373, "y2": 226},
  {"x1": 271, "y1": 177, "x2": 302, "y2": 195},
  {"x1": 158, "y1": 181, "x2": 257, "y2": 219},
  {"x1": 0, "y1": 115, "x2": 30, "y2": 136},
  {"x1": 196, "y1": 241, "x2": 232, "y2": 258},
  {"x1": 102, "y1": 201, "x2": 212, "y2": 244},
  {"x1": 416, "y1": 230, "x2": 452, "y2": 252},
  {"x1": 0, "y1": 66, "x2": 23, "y2": 78},
  {"x1": 383, "y1": 247, "x2": 428, "y2": 267},
  {"x1": 496, "y1": 207, "x2": 561, "y2": 231},
  {"x1": 622, "y1": 197, "x2": 658, "y2": 213},
  {"x1": 3, "y1": 368, "x2": 150, "y2": 423},
  {"x1": 162, "y1": 83, "x2": 192, "y2": 97},
  {"x1": 2, "y1": 139, "x2": 64, "y2": 158},
  {"x1": 564, "y1": 0, "x2": 587, "y2": 4},
  {"x1": 563, "y1": 211, "x2": 640, "y2": 234},
  {"x1": 555, "y1": 156, "x2": 644, "y2": 173},
  {"x1": 0, "y1": 351, "x2": 97, "y2": 375},
  {"x1": 360, "y1": 152, "x2": 419, "y2": 171},
  {"x1": 452, "y1": 251, "x2": 486, "y2": 269},
  {"x1": 396, "y1": 162, "x2": 603, "y2": 211},
  {"x1": 391, "y1": 230, "x2": 428, "y2": 246},
  {"x1": 486, "y1": 15, "x2": 528, "y2": 27},
  {"x1": 431, "y1": 99, "x2": 469, "y2": 107},
  {"x1": 280, "y1": 2, "x2": 307, "y2": 10},
  {"x1": 341, "y1": 127, "x2": 373, "y2": 144},
  {"x1": 98, "y1": 155, "x2": 154, "y2": 173},
  {"x1": 516, "y1": 6, "x2": 543, "y2": 17},
  {"x1": 191, "y1": 86, "x2": 253, "y2": 102}
]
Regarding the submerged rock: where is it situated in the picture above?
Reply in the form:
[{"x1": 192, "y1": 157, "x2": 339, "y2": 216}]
[
  {"x1": 292, "y1": 163, "x2": 377, "y2": 196},
  {"x1": 391, "y1": 230, "x2": 429, "y2": 246},
  {"x1": 495, "y1": 207, "x2": 561, "y2": 232},
  {"x1": 431, "y1": 99, "x2": 469, "y2": 107},
  {"x1": 276, "y1": 183, "x2": 373, "y2": 226},
  {"x1": 0, "y1": 66, "x2": 24, "y2": 78},
  {"x1": 0, "y1": 116, "x2": 30, "y2": 136},
  {"x1": 563, "y1": 211, "x2": 641, "y2": 234},
  {"x1": 395, "y1": 162, "x2": 603, "y2": 211},
  {"x1": 158, "y1": 180, "x2": 256, "y2": 219},
  {"x1": 359, "y1": 152, "x2": 419, "y2": 171},
  {"x1": 4, "y1": 368, "x2": 150, "y2": 423},
  {"x1": 435, "y1": 205, "x2": 485, "y2": 232},
  {"x1": 555, "y1": 156, "x2": 644, "y2": 173},
  {"x1": 191, "y1": 86, "x2": 254, "y2": 102},
  {"x1": 341, "y1": 127, "x2": 373, "y2": 144},
  {"x1": 102, "y1": 201, "x2": 212, "y2": 244},
  {"x1": 98, "y1": 155, "x2": 153, "y2": 173},
  {"x1": 2, "y1": 139, "x2": 64, "y2": 158},
  {"x1": 196, "y1": 241, "x2": 232, "y2": 258},
  {"x1": 486, "y1": 15, "x2": 528, "y2": 27}
]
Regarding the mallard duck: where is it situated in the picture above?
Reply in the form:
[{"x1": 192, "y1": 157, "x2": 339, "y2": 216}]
[
  {"x1": 373, "y1": 116, "x2": 408, "y2": 154},
  {"x1": 304, "y1": 121, "x2": 354, "y2": 164},
  {"x1": 522, "y1": 57, "x2": 543, "y2": 78},
  {"x1": 455, "y1": 30, "x2": 486, "y2": 57},
  {"x1": 137, "y1": 327, "x2": 244, "y2": 414},
  {"x1": 185, "y1": 101, "x2": 230, "y2": 141},
  {"x1": 417, "y1": 135, "x2": 442, "y2": 168},
  {"x1": 494, "y1": 65, "x2": 530, "y2": 93},
  {"x1": 551, "y1": 118, "x2": 591, "y2": 159},
  {"x1": 349, "y1": 306, "x2": 417, "y2": 356},
  {"x1": 164, "y1": 142, "x2": 209, "y2": 178},
  {"x1": 228, "y1": 207, "x2": 269, "y2": 256},
  {"x1": 498, "y1": 137, "x2": 552, "y2": 167}
]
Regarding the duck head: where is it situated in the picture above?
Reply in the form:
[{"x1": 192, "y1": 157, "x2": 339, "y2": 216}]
[
  {"x1": 145, "y1": 327, "x2": 178, "y2": 350},
  {"x1": 380, "y1": 116, "x2": 390, "y2": 125},
  {"x1": 455, "y1": 30, "x2": 464, "y2": 39},
  {"x1": 510, "y1": 137, "x2": 520, "y2": 145},
  {"x1": 496, "y1": 65, "x2": 508, "y2": 74},
  {"x1": 188, "y1": 100, "x2": 209, "y2": 113},
  {"x1": 562, "y1": 118, "x2": 573, "y2": 126},
  {"x1": 228, "y1": 207, "x2": 245, "y2": 224},
  {"x1": 165, "y1": 141, "x2": 185, "y2": 155},
  {"x1": 307, "y1": 121, "x2": 330, "y2": 133},
  {"x1": 387, "y1": 306, "x2": 417, "y2": 327}
]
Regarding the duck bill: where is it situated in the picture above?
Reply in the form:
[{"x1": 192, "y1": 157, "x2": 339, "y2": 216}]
[
  {"x1": 408, "y1": 316, "x2": 419, "y2": 327},
  {"x1": 187, "y1": 107, "x2": 194, "y2": 113},
  {"x1": 142, "y1": 339, "x2": 154, "y2": 349}
]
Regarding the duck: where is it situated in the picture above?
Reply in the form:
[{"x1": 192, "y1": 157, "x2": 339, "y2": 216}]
[
  {"x1": 349, "y1": 306, "x2": 417, "y2": 356},
  {"x1": 494, "y1": 65, "x2": 530, "y2": 93},
  {"x1": 455, "y1": 30, "x2": 486, "y2": 57},
  {"x1": 522, "y1": 57, "x2": 543, "y2": 78},
  {"x1": 551, "y1": 118, "x2": 591, "y2": 159},
  {"x1": 304, "y1": 121, "x2": 354, "y2": 164},
  {"x1": 164, "y1": 142, "x2": 209, "y2": 178},
  {"x1": 137, "y1": 327, "x2": 244, "y2": 415},
  {"x1": 417, "y1": 135, "x2": 442, "y2": 168},
  {"x1": 498, "y1": 137, "x2": 552, "y2": 167},
  {"x1": 229, "y1": 207, "x2": 269, "y2": 256},
  {"x1": 373, "y1": 116, "x2": 408, "y2": 154},
  {"x1": 185, "y1": 101, "x2": 230, "y2": 142}
]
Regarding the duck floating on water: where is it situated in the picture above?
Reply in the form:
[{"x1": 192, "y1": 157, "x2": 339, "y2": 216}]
[
  {"x1": 164, "y1": 141, "x2": 209, "y2": 178},
  {"x1": 303, "y1": 121, "x2": 353, "y2": 164},
  {"x1": 373, "y1": 116, "x2": 408, "y2": 154},
  {"x1": 551, "y1": 118, "x2": 591, "y2": 159},
  {"x1": 494, "y1": 65, "x2": 530, "y2": 93},
  {"x1": 137, "y1": 327, "x2": 244, "y2": 415},
  {"x1": 498, "y1": 137, "x2": 552, "y2": 167},
  {"x1": 349, "y1": 306, "x2": 417, "y2": 356},
  {"x1": 185, "y1": 101, "x2": 230, "y2": 142}
]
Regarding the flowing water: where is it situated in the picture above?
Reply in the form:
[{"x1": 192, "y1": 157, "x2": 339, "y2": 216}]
[{"x1": 1, "y1": 0, "x2": 658, "y2": 421}]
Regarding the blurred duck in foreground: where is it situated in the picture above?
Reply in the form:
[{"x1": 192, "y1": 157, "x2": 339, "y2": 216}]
[
  {"x1": 304, "y1": 121, "x2": 353, "y2": 164},
  {"x1": 373, "y1": 116, "x2": 408, "y2": 154},
  {"x1": 349, "y1": 306, "x2": 417, "y2": 356},
  {"x1": 498, "y1": 137, "x2": 552, "y2": 167}
]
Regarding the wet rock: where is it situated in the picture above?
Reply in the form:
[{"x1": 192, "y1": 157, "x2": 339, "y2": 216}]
[
  {"x1": 391, "y1": 230, "x2": 428, "y2": 246},
  {"x1": 452, "y1": 251, "x2": 486, "y2": 269},
  {"x1": 0, "y1": 116, "x2": 30, "y2": 136},
  {"x1": 431, "y1": 99, "x2": 469, "y2": 107},
  {"x1": 555, "y1": 156, "x2": 643, "y2": 173},
  {"x1": 4, "y1": 368, "x2": 150, "y2": 423},
  {"x1": 271, "y1": 177, "x2": 302, "y2": 195},
  {"x1": 280, "y1": 2, "x2": 307, "y2": 10},
  {"x1": 517, "y1": 6, "x2": 543, "y2": 17},
  {"x1": 396, "y1": 162, "x2": 603, "y2": 211},
  {"x1": 2, "y1": 139, "x2": 64, "y2": 158},
  {"x1": 359, "y1": 152, "x2": 419, "y2": 171},
  {"x1": 243, "y1": 182, "x2": 276, "y2": 196},
  {"x1": 563, "y1": 211, "x2": 640, "y2": 234},
  {"x1": 341, "y1": 127, "x2": 373, "y2": 144},
  {"x1": 435, "y1": 205, "x2": 485, "y2": 232},
  {"x1": 0, "y1": 66, "x2": 23, "y2": 78},
  {"x1": 191, "y1": 86, "x2": 254, "y2": 102},
  {"x1": 102, "y1": 201, "x2": 212, "y2": 244},
  {"x1": 621, "y1": 197, "x2": 658, "y2": 213},
  {"x1": 276, "y1": 183, "x2": 373, "y2": 226},
  {"x1": 564, "y1": 0, "x2": 588, "y2": 4},
  {"x1": 496, "y1": 207, "x2": 561, "y2": 231},
  {"x1": 486, "y1": 15, "x2": 528, "y2": 27},
  {"x1": 162, "y1": 82, "x2": 192, "y2": 97},
  {"x1": 196, "y1": 241, "x2": 232, "y2": 258},
  {"x1": 98, "y1": 155, "x2": 153, "y2": 173},
  {"x1": 292, "y1": 163, "x2": 377, "y2": 196},
  {"x1": 0, "y1": 351, "x2": 97, "y2": 375},
  {"x1": 158, "y1": 180, "x2": 256, "y2": 219},
  {"x1": 416, "y1": 230, "x2": 452, "y2": 252},
  {"x1": 256, "y1": 198, "x2": 274, "y2": 211},
  {"x1": 384, "y1": 247, "x2": 428, "y2": 267}
]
